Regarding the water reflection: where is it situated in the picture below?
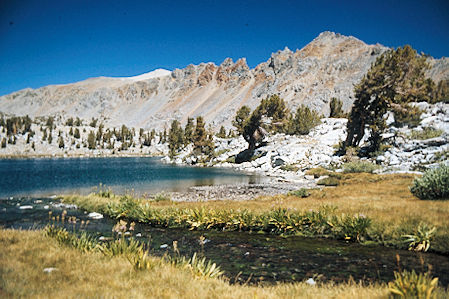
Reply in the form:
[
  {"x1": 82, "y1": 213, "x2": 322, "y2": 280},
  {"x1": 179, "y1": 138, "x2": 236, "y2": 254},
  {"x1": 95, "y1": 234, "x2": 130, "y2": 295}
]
[{"x1": 0, "y1": 157, "x2": 266, "y2": 198}]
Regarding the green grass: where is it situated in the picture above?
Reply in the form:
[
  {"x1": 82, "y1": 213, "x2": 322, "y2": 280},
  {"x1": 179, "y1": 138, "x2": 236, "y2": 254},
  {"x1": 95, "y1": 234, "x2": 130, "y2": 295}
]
[
  {"x1": 280, "y1": 164, "x2": 300, "y2": 172},
  {"x1": 317, "y1": 177, "x2": 340, "y2": 186},
  {"x1": 409, "y1": 127, "x2": 444, "y2": 140},
  {"x1": 342, "y1": 161, "x2": 380, "y2": 173}
]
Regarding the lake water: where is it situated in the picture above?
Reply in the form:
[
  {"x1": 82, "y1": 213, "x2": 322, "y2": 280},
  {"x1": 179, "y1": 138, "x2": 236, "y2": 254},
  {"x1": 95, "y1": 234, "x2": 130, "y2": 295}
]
[{"x1": 0, "y1": 157, "x2": 264, "y2": 198}]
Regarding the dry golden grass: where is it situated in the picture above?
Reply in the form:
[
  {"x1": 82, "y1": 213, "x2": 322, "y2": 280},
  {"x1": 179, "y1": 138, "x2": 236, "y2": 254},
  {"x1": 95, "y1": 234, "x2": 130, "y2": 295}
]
[
  {"x1": 145, "y1": 173, "x2": 449, "y2": 228},
  {"x1": 0, "y1": 228, "x2": 390, "y2": 298},
  {"x1": 62, "y1": 173, "x2": 449, "y2": 253}
]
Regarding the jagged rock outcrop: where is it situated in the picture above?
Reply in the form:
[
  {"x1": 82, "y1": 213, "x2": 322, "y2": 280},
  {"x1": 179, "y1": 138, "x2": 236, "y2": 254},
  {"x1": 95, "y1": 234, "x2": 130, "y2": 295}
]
[{"x1": 1, "y1": 31, "x2": 447, "y2": 130}]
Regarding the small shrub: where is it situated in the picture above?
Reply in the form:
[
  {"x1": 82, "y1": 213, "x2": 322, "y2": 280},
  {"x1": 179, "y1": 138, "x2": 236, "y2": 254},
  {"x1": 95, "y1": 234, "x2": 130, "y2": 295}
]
[
  {"x1": 287, "y1": 188, "x2": 310, "y2": 198},
  {"x1": 433, "y1": 150, "x2": 448, "y2": 163},
  {"x1": 388, "y1": 270, "x2": 438, "y2": 299},
  {"x1": 289, "y1": 105, "x2": 321, "y2": 135},
  {"x1": 335, "y1": 214, "x2": 371, "y2": 242},
  {"x1": 169, "y1": 252, "x2": 224, "y2": 279},
  {"x1": 96, "y1": 183, "x2": 114, "y2": 198},
  {"x1": 402, "y1": 223, "x2": 436, "y2": 252},
  {"x1": 152, "y1": 192, "x2": 171, "y2": 202},
  {"x1": 410, "y1": 164, "x2": 449, "y2": 200},
  {"x1": 306, "y1": 167, "x2": 331, "y2": 178},
  {"x1": 394, "y1": 105, "x2": 422, "y2": 128},
  {"x1": 99, "y1": 238, "x2": 145, "y2": 258},
  {"x1": 306, "y1": 167, "x2": 342, "y2": 179},
  {"x1": 317, "y1": 177, "x2": 340, "y2": 186},
  {"x1": 409, "y1": 127, "x2": 444, "y2": 140},
  {"x1": 281, "y1": 164, "x2": 299, "y2": 172},
  {"x1": 329, "y1": 97, "x2": 346, "y2": 118},
  {"x1": 342, "y1": 161, "x2": 380, "y2": 173},
  {"x1": 44, "y1": 225, "x2": 98, "y2": 253},
  {"x1": 127, "y1": 250, "x2": 153, "y2": 270},
  {"x1": 224, "y1": 156, "x2": 235, "y2": 163}
]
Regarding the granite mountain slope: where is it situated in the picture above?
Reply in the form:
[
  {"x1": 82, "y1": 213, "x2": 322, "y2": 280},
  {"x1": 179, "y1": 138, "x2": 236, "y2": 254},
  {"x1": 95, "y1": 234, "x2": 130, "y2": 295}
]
[{"x1": 1, "y1": 31, "x2": 447, "y2": 130}]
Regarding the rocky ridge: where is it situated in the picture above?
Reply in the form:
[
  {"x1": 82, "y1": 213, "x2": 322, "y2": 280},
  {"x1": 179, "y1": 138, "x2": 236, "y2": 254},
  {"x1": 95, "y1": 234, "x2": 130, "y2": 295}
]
[{"x1": 2, "y1": 32, "x2": 447, "y2": 131}]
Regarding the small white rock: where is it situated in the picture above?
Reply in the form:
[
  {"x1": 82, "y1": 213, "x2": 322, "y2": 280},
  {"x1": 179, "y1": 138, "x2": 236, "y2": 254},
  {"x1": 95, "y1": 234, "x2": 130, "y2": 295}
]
[
  {"x1": 160, "y1": 244, "x2": 169, "y2": 249},
  {"x1": 87, "y1": 212, "x2": 103, "y2": 219},
  {"x1": 43, "y1": 205, "x2": 50, "y2": 209},
  {"x1": 136, "y1": 233, "x2": 142, "y2": 237},
  {"x1": 305, "y1": 278, "x2": 316, "y2": 286},
  {"x1": 43, "y1": 267, "x2": 58, "y2": 273},
  {"x1": 19, "y1": 205, "x2": 33, "y2": 210}
]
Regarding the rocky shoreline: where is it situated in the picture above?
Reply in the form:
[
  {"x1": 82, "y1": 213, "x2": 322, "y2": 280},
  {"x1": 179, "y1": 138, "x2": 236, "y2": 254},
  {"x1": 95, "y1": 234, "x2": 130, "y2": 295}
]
[{"x1": 168, "y1": 181, "x2": 318, "y2": 202}]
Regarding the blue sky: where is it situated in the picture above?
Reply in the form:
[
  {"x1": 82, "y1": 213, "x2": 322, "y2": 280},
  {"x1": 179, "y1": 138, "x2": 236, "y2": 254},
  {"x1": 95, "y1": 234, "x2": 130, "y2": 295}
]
[{"x1": 1, "y1": 0, "x2": 448, "y2": 96}]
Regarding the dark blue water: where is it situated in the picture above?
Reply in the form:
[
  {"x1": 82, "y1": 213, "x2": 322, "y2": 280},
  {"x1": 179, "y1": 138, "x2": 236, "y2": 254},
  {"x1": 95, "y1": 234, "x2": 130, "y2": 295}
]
[{"x1": 0, "y1": 157, "x2": 264, "y2": 197}]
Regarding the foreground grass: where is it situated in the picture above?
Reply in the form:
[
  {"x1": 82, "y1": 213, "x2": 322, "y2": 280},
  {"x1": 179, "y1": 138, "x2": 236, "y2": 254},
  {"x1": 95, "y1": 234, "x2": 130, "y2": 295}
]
[
  {"x1": 0, "y1": 229, "x2": 392, "y2": 298},
  {"x1": 62, "y1": 173, "x2": 449, "y2": 253}
]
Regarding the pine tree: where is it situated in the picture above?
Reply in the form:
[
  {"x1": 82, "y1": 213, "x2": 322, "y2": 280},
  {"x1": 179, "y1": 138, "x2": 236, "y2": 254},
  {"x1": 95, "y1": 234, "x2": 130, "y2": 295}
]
[
  {"x1": 46, "y1": 117, "x2": 54, "y2": 129},
  {"x1": 87, "y1": 131, "x2": 96, "y2": 149},
  {"x1": 168, "y1": 120, "x2": 184, "y2": 158},
  {"x1": 432, "y1": 79, "x2": 449, "y2": 103},
  {"x1": 58, "y1": 136, "x2": 65, "y2": 149},
  {"x1": 75, "y1": 117, "x2": 82, "y2": 126},
  {"x1": 74, "y1": 128, "x2": 80, "y2": 139},
  {"x1": 96, "y1": 124, "x2": 103, "y2": 142},
  {"x1": 240, "y1": 95, "x2": 291, "y2": 150},
  {"x1": 260, "y1": 94, "x2": 290, "y2": 133},
  {"x1": 329, "y1": 97, "x2": 345, "y2": 118},
  {"x1": 90, "y1": 118, "x2": 98, "y2": 127},
  {"x1": 289, "y1": 105, "x2": 321, "y2": 135},
  {"x1": 184, "y1": 117, "x2": 195, "y2": 145},
  {"x1": 232, "y1": 106, "x2": 251, "y2": 135},
  {"x1": 66, "y1": 117, "x2": 74, "y2": 126},
  {"x1": 216, "y1": 126, "x2": 227, "y2": 138},
  {"x1": 193, "y1": 116, "x2": 208, "y2": 154},
  {"x1": 161, "y1": 129, "x2": 167, "y2": 144},
  {"x1": 344, "y1": 45, "x2": 434, "y2": 154},
  {"x1": 42, "y1": 129, "x2": 48, "y2": 141}
]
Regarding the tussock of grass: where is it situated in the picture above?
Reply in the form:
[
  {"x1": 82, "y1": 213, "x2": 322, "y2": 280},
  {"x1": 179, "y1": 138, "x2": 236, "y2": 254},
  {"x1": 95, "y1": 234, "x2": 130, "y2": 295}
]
[
  {"x1": 317, "y1": 177, "x2": 340, "y2": 186},
  {"x1": 409, "y1": 127, "x2": 444, "y2": 140},
  {"x1": 306, "y1": 167, "x2": 333, "y2": 178},
  {"x1": 342, "y1": 161, "x2": 380, "y2": 173},
  {"x1": 0, "y1": 229, "x2": 394, "y2": 298}
]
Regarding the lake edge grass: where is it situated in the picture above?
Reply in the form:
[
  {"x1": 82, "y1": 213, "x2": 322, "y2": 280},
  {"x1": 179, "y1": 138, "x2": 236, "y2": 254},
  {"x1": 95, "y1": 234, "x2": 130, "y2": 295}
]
[{"x1": 61, "y1": 173, "x2": 449, "y2": 254}]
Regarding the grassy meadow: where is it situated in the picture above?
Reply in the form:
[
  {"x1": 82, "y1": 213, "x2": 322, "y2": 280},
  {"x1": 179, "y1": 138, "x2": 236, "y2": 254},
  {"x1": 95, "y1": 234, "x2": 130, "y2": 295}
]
[
  {"x1": 62, "y1": 173, "x2": 449, "y2": 253},
  {"x1": 2, "y1": 171, "x2": 449, "y2": 298}
]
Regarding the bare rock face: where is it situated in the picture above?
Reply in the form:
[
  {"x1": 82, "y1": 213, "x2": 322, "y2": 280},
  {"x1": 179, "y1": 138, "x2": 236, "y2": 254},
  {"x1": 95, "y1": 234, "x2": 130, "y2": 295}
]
[{"x1": 0, "y1": 31, "x2": 447, "y2": 130}]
